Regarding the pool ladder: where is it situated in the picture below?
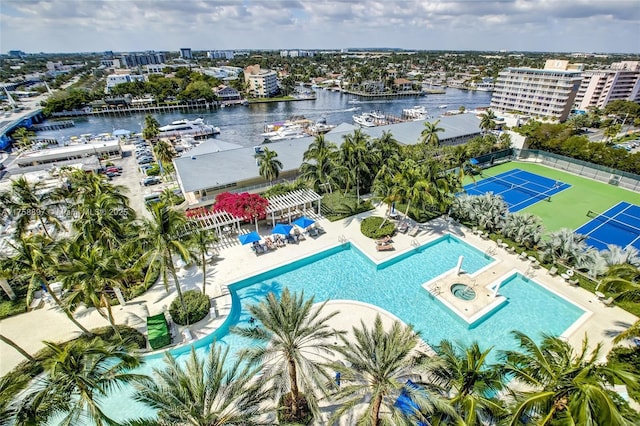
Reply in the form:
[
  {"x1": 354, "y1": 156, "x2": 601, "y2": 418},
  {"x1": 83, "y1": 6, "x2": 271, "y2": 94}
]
[{"x1": 338, "y1": 234, "x2": 347, "y2": 244}]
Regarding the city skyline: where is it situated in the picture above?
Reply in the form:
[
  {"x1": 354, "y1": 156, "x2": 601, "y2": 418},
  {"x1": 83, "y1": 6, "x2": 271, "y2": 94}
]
[{"x1": 1, "y1": 0, "x2": 639, "y2": 54}]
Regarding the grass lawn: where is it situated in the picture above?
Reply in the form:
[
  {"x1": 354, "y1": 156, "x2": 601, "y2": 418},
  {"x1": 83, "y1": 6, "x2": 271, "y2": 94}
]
[{"x1": 466, "y1": 161, "x2": 640, "y2": 232}]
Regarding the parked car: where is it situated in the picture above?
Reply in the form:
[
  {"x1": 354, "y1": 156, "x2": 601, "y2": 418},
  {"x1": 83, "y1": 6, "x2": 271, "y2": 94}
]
[
  {"x1": 142, "y1": 176, "x2": 161, "y2": 186},
  {"x1": 106, "y1": 166, "x2": 122, "y2": 173},
  {"x1": 137, "y1": 157, "x2": 153, "y2": 165}
]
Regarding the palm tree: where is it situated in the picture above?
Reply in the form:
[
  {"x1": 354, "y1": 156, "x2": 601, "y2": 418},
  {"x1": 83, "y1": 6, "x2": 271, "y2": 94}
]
[
  {"x1": 330, "y1": 315, "x2": 456, "y2": 425},
  {"x1": 300, "y1": 134, "x2": 338, "y2": 193},
  {"x1": 58, "y1": 245, "x2": 126, "y2": 339},
  {"x1": 137, "y1": 202, "x2": 192, "y2": 310},
  {"x1": 501, "y1": 331, "x2": 640, "y2": 426},
  {"x1": 479, "y1": 109, "x2": 497, "y2": 135},
  {"x1": 255, "y1": 146, "x2": 283, "y2": 184},
  {"x1": 55, "y1": 169, "x2": 135, "y2": 250},
  {"x1": 339, "y1": 129, "x2": 378, "y2": 204},
  {"x1": 5, "y1": 234, "x2": 92, "y2": 335},
  {"x1": 420, "y1": 119, "x2": 445, "y2": 148},
  {"x1": 12, "y1": 127, "x2": 36, "y2": 151},
  {"x1": 601, "y1": 245, "x2": 640, "y2": 267},
  {"x1": 190, "y1": 228, "x2": 218, "y2": 293},
  {"x1": 143, "y1": 114, "x2": 160, "y2": 141},
  {"x1": 14, "y1": 338, "x2": 145, "y2": 426},
  {"x1": 0, "y1": 334, "x2": 35, "y2": 362},
  {"x1": 232, "y1": 288, "x2": 342, "y2": 422},
  {"x1": 0, "y1": 373, "x2": 32, "y2": 425},
  {"x1": 133, "y1": 345, "x2": 273, "y2": 425},
  {"x1": 597, "y1": 263, "x2": 640, "y2": 302},
  {"x1": 613, "y1": 318, "x2": 640, "y2": 344},
  {"x1": 153, "y1": 139, "x2": 175, "y2": 178},
  {"x1": 539, "y1": 228, "x2": 589, "y2": 265},
  {"x1": 424, "y1": 340, "x2": 507, "y2": 425},
  {"x1": 392, "y1": 159, "x2": 433, "y2": 218},
  {"x1": 502, "y1": 213, "x2": 544, "y2": 249},
  {"x1": 2, "y1": 176, "x2": 66, "y2": 239}
]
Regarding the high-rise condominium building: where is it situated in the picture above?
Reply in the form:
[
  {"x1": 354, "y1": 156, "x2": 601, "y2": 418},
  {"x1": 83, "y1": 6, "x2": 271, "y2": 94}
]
[
  {"x1": 244, "y1": 65, "x2": 279, "y2": 98},
  {"x1": 180, "y1": 48, "x2": 192, "y2": 60},
  {"x1": 490, "y1": 60, "x2": 583, "y2": 121},
  {"x1": 573, "y1": 61, "x2": 640, "y2": 111}
]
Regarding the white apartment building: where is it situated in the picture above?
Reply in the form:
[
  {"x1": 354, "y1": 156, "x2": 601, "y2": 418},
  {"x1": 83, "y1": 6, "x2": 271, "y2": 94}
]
[
  {"x1": 490, "y1": 60, "x2": 583, "y2": 122},
  {"x1": 574, "y1": 61, "x2": 640, "y2": 111},
  {"x1": 105, "y1": 74, "x2": 145, "y2": 93},
  {"x1": 244, "y1": 65, "x2": 279, "y2": 98}
]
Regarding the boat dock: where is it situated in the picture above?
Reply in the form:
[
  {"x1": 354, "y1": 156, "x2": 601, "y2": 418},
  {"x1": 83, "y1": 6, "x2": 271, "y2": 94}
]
[
  {"x1": 50, "y1": 101, "x2": 218, "y2": 118},
  {"x1": 31, "y1": 120, "x2": 75, "y2": 131}
]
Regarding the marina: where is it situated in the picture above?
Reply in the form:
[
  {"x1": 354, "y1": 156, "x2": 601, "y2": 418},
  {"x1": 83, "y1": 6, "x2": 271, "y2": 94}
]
[{"x1": 30, "y1": 88, "x2": 492, "y2": 149}]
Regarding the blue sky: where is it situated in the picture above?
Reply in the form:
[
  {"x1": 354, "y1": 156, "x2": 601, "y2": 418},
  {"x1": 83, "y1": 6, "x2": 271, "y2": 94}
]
[{"x1": 1, "y1": 0, "x2": 639, "y2": 53}]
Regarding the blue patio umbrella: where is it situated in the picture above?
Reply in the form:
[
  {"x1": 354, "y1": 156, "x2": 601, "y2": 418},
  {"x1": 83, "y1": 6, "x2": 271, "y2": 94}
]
[
  {"x1": 272, "y1": 223, "x2": 293, "y2": 235},
  {"x1": 238, "y1": 231, "x2": 261, "y2": 245},
  {"x1": 293, "y1": 216, "x2": 315, "y2": 229}
]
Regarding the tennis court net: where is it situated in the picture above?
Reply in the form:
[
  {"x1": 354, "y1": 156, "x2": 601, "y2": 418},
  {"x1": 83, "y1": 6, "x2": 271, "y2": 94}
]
[
  {"x1": 509, "y1": 182, "x2": 553, "y2": 201},
  {"x1": 586, "y1": 210, "x2": 640, "y2": 236}
]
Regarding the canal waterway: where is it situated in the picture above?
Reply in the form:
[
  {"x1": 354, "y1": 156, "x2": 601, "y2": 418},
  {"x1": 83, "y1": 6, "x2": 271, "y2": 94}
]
[{"x1": 38, "y1": 88, "x2": 492, "y2": 147}]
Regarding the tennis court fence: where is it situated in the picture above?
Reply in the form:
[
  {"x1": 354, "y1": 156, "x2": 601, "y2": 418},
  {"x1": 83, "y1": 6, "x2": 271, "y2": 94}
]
[{"x1": 515, "y1": 149, "x2": 640, "y2": 193}]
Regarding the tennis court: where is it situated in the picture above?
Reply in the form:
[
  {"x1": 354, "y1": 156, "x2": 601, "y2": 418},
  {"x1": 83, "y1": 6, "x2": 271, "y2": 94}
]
[
  {"x1": 575, "y1": 202, "x2": 640, "y2": 251},
  {"x1": 463, "y1": 169, "x2": 572, "y2": 212}
]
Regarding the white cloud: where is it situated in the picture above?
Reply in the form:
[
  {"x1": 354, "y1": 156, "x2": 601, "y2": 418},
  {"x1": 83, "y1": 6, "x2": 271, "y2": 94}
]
[{"x1": 1, "y1": 0, "x2": 638, "y2": 52}]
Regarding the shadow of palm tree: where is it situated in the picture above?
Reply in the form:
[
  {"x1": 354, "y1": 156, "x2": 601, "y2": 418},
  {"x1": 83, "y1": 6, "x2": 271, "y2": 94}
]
[
  {"x1": 603, "y1": 320, "x2": 635, "y2": 338},
  {"x1": 239, "y1": 280, "x2": 282, "y2": 305}
]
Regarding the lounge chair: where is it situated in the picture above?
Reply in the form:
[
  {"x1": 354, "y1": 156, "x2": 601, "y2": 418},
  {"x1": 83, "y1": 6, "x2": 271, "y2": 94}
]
[
  {"x1": 376, "y1": 235, "x2": 393, "y2": 245},
  {"x1": 568, "y1": 278, "x2": 579, "y2": 286},
  {"x1": 408, "y1": 226, "x2": 420, "y2": 237},
  {"x1": 376, "y1": 243, "x2": 394, "y2": 251},
  {"x1": 548, "y1": 266, "x2": 558, "y2": 276},
  {"x1": 397, "y1": 222, "x2": 409, "y2": 233},
  {"x1": 602, "y1": 296, "x2": 615, "y2": 306}
]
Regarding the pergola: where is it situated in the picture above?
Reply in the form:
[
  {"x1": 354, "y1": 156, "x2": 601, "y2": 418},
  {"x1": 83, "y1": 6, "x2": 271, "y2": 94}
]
[
  {"x1": 265, "y1": 189, "x2": 323, "y2": 227},
  {"x1": 191, "y1": 209, "x2": 243, "y2": 235}
]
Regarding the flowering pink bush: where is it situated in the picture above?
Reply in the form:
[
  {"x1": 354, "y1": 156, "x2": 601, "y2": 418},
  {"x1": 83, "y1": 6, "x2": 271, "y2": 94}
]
[{"x1": 213, "y1": 192, "x2": 268, "y2": 221}]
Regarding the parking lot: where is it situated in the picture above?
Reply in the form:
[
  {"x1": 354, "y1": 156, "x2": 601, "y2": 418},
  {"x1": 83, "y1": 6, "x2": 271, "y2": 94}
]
[{"x1": 107, "y1": 139, "x2": 176, "y2": 219}]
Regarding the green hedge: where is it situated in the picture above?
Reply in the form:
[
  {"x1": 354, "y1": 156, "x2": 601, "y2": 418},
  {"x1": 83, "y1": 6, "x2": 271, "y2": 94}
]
[
  {"x1": 360, "y1": 216, "x2": 396, "y2": 239},
  {"x1": 169, "y1": 290, "x2": 210, "y2": 326}
]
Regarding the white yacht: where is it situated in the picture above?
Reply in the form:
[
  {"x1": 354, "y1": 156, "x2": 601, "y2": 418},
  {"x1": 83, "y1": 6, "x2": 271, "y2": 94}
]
[
  {"x1": 352, "y1": 113, "x2": 377, "y2": 127},
  {"x1": 158, "y1": 118, "x2": 220, "y2": 138},
  {"x1": 353, "y1": 111, "x2": 386, "y2": 127},
  {"x1": 402, "y1": 106, "x2": 429, "y2": 121},
  {"x1": 261, "y1": 123, "x2": 307, "y2": 143}
]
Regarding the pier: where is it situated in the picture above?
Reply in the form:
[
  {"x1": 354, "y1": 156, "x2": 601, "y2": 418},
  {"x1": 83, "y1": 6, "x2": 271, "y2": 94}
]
[
  {"x1": 31, "y1": 120, "x2": 75, "y2": 131},
  {"x1": 343, "y1": 90, "x2": 426, "y2": 98},
  {"x1": 50, "y1": 101, "x2": 218, "y2": 118}
]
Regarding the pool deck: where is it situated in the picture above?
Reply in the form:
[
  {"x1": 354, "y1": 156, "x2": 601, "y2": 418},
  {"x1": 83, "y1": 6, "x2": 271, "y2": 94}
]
[{"x1": 0, "y1": 203, "x2": 637, "y2": 377}]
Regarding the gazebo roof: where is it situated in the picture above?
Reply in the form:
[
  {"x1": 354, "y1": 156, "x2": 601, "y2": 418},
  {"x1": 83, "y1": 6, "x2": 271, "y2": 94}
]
[
  {"x1": 266, "y1": 189, "x2": 322, "y2": 214},
  {"x1": 191, "y1": 209, "x2": 242, "y2": 231}
]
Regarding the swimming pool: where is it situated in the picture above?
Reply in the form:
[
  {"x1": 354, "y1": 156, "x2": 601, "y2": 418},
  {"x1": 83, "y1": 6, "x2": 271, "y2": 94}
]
[{"x1": 101, "y1": 234, "x2": 586, "y2": 422}]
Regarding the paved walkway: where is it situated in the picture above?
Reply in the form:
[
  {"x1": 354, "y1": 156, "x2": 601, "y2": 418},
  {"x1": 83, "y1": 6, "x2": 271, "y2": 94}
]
[{"x1": 0, "y1": 204, "x2": 637, "y2": 376}]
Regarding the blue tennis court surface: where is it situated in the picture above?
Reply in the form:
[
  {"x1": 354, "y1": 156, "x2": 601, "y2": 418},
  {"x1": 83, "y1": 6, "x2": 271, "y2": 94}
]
[
  {"x1": 463, "y1": 169, "x2": 571, "y2": 212},
  {"x1": 575, "y1": 202, "x2": 640, "y2": 251}
]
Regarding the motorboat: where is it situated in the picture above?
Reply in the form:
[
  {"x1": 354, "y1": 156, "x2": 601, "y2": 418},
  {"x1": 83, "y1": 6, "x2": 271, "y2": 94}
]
[
  {"x1": 352, "y1": 113, "x2": 376, "y2": 127},
  {"x1": 158, "y1": 118, "x2": 220, "y2": 138},
  {"x1": 352, "y1": 111, "x2": 385, "y2": 127},
  {"x1": 261, "y1": 123, "x2": 307, "y2": 143},
  {"x1": 402, "y1": 106, "x2": 429, "y2": 121}
]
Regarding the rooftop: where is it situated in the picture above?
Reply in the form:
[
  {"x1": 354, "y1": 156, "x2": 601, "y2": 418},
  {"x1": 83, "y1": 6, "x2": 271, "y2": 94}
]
[{"x1": 174, "y1": 114, "x2": 482, "y2": 194}]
